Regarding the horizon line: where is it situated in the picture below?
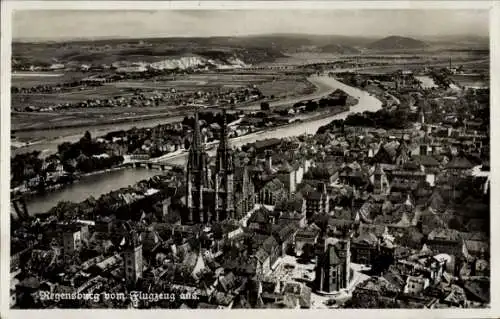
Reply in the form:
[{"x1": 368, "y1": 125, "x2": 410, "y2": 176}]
[{"x1": 12, "y1": 32, "x2": 490, "y2": 44}]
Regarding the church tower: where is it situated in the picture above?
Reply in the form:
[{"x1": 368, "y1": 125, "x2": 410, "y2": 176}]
[
  {"x1": 186, "y1": 112, "x2": 210, "y2": 224},
  {"x1": 123, "y1": 230, "x2": 143, "y2": 287},
  {"x1": 214, "y1": 110, "x2": 235, "y2": 221}
]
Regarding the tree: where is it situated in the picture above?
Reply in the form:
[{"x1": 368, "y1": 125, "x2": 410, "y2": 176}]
[
  {"x1": 260, "y1": 102, "x2": 270, "y2": 111},
  {"x1": 305, "y1": 101, "x2": 318, "y2": 112},
  {"x1": 83, "y1": 130, "x2": 92, "y2": 142}
]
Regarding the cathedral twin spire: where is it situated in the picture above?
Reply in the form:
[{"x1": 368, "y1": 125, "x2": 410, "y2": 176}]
[{"x1": 186, "y1": 109, "x2": 235, "y2": 224}]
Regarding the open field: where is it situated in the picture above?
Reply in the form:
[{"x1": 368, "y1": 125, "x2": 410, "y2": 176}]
[
  {"x1": 11, "y1": 104, "x2": 186, "y2": 131},
  {"x1": 11, "y1": 72, "x2": 315, "y2": 130},
  {"x1": 11, "y1": 74, "x2": 331, "y2": 151},
  {"x1": 11, "y1": 71, "x2": 96, "y2": 88},
  {"x1": 11, "y1": 86, "x2": 137, "y2": 109}
]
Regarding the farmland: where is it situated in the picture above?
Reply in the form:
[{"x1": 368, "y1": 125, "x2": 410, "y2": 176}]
[
  {"x1": 11, "y1": 72, "x2": 315, "y2": 132},
  {"x1": 12, "y1": 71, "x2": 94, "y2": 88}
]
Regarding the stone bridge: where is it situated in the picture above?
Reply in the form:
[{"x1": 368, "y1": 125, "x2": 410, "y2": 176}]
[{"x1": 125, "y1": 161, "x2": 184, "y2": 171}]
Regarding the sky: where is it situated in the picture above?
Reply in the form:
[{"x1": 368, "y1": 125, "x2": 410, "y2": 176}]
[{"x1": 13, "y1": 9, "x2": 489, "y2": 41}]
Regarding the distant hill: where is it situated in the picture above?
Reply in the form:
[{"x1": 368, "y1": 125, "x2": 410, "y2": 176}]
[
  {"x1": 12, "y1": 34, "x2": 376, "y2": 67},
  {"x1": 319, "y1": 43, "x2": 361, "y2": 54},
  {"x1": 367, "y1": 36, "x2": 429, "y2": 50}
]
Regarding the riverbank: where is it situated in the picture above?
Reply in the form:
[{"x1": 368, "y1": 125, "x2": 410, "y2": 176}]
[{"x1": 11, "y1": 165, "x2": 133, "y2": 199}]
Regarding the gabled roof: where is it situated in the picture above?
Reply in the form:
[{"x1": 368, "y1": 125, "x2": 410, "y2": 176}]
[
  {"x1": 446, "y1": 156, "x2": 474, "y2": 169},
  {"x1": 249, "y1": 206, "x2": 271, "y2": 224},
  {"x1": 392, "y1": 211, "x2": 412, "y2": 228},
  {"x1": 254, "y1": 248, "x2": 270, "y2": 263},
  {"x1": 427, "y1": 191, "x2": 445, "y2": 212},
  {"x1": 353, "y1": 231, "x2": 379, "y2": 246},
  {"x1": 413, "y1": 155, "x2": 440, "y2": 167},
  {"x1": 218, "y1": 272, "x2": 237, "y2": 292},
  {"x1": 262, "y1": 235, "x2": 279, "y2": 252},
  {"x1": 274, "y1": 223, "x2": 299, "y2": 243}
]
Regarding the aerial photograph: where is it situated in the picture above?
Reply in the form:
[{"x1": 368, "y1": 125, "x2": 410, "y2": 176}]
[{"x1": 9, "y1": 9, "x2": 490, "y2": 309}]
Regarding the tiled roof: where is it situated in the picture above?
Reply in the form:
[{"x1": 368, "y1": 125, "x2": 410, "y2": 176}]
[
  {"x1": 446, "y1": 156, "x2": 474, "y2": 169},
  {"x1": 353, "y1": 232, "x2": 378, "y2": 246},
  {"x1": 428, "y1": 228, "x2": 461, "y2": 242}
]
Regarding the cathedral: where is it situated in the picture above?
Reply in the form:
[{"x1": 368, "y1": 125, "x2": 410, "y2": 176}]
[{"x1": 184, "y1": 111, "x2": 253, "y2": 225}]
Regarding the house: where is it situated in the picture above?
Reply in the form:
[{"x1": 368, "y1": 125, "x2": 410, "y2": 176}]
[
  {"x1": 295, "y1": 224, "x2": 321, "y2": 256},
  {"x1": 272, "y1": 223, "x2": 299, "y2": 256},
  {"x1": 247, "y1": 206, "x2": 273, "y2": 234},
  {"x1": 351, "y1": 231, "x2": 379, "y2": 265},
  {"x1": 351, "y1": 277, "x2": 399, "y2": 308},
  {"x1": 305, "y1": 183, "x2": 329, "y2": 219},
  {"x1": 427, "y1": 228, "x2": 462, "y2": 256},
  {"x1": 446, "y1": 155, "x2": 474, "y2": 173},
  {"x1": 303, "y1": 164, "x2": 340, "y2": 185},
  {"x1": 252, "y1": 236, "x2": 280, "y2": 275},
  {"x1": 274, "y1": 197, "x2": 307, "y2": 227},
  {"x1": 281, "y1": 282, "x2": 312, "y2": 308},
  {"x1": 338, "y1": 162, "x2": 369, "y2": 187},
  {"x1": 257, "y1": 178, "x2": 287, "y2": 206},
  {"x1": 404, "y1": 275, "x2": 429, "y2": 295}
]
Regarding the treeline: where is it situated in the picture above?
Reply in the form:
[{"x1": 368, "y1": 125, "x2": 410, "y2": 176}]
[
  {"x1": 11, "y1": 131, "x2": 126, "y2": 192},
  {"x1": 316, "y1": 109, "x2": 414, "y2": 134},
  {"x1": 429, "y1": 69, "x2": 454, "y2": 89},
  {"x1": 76, "y1": 155, "x2": 124, "y2": 173},
  {"x1": 11, "y1": 151, "x2": 44, "y2": 188},
  {"x1": 11, "y1": 80, "x2": 105, "y2": 94},
  {"x1": 58, "y1": 131, "x2": 107, "y2": 161}
]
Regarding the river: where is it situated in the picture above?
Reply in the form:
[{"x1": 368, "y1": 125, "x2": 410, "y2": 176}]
[
  {"x1": 24, "y1": 75, "x2": 382, "y2": 215},
  {"x1": 25, "y1": 168, "x2": 165, "y2": 215}
]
